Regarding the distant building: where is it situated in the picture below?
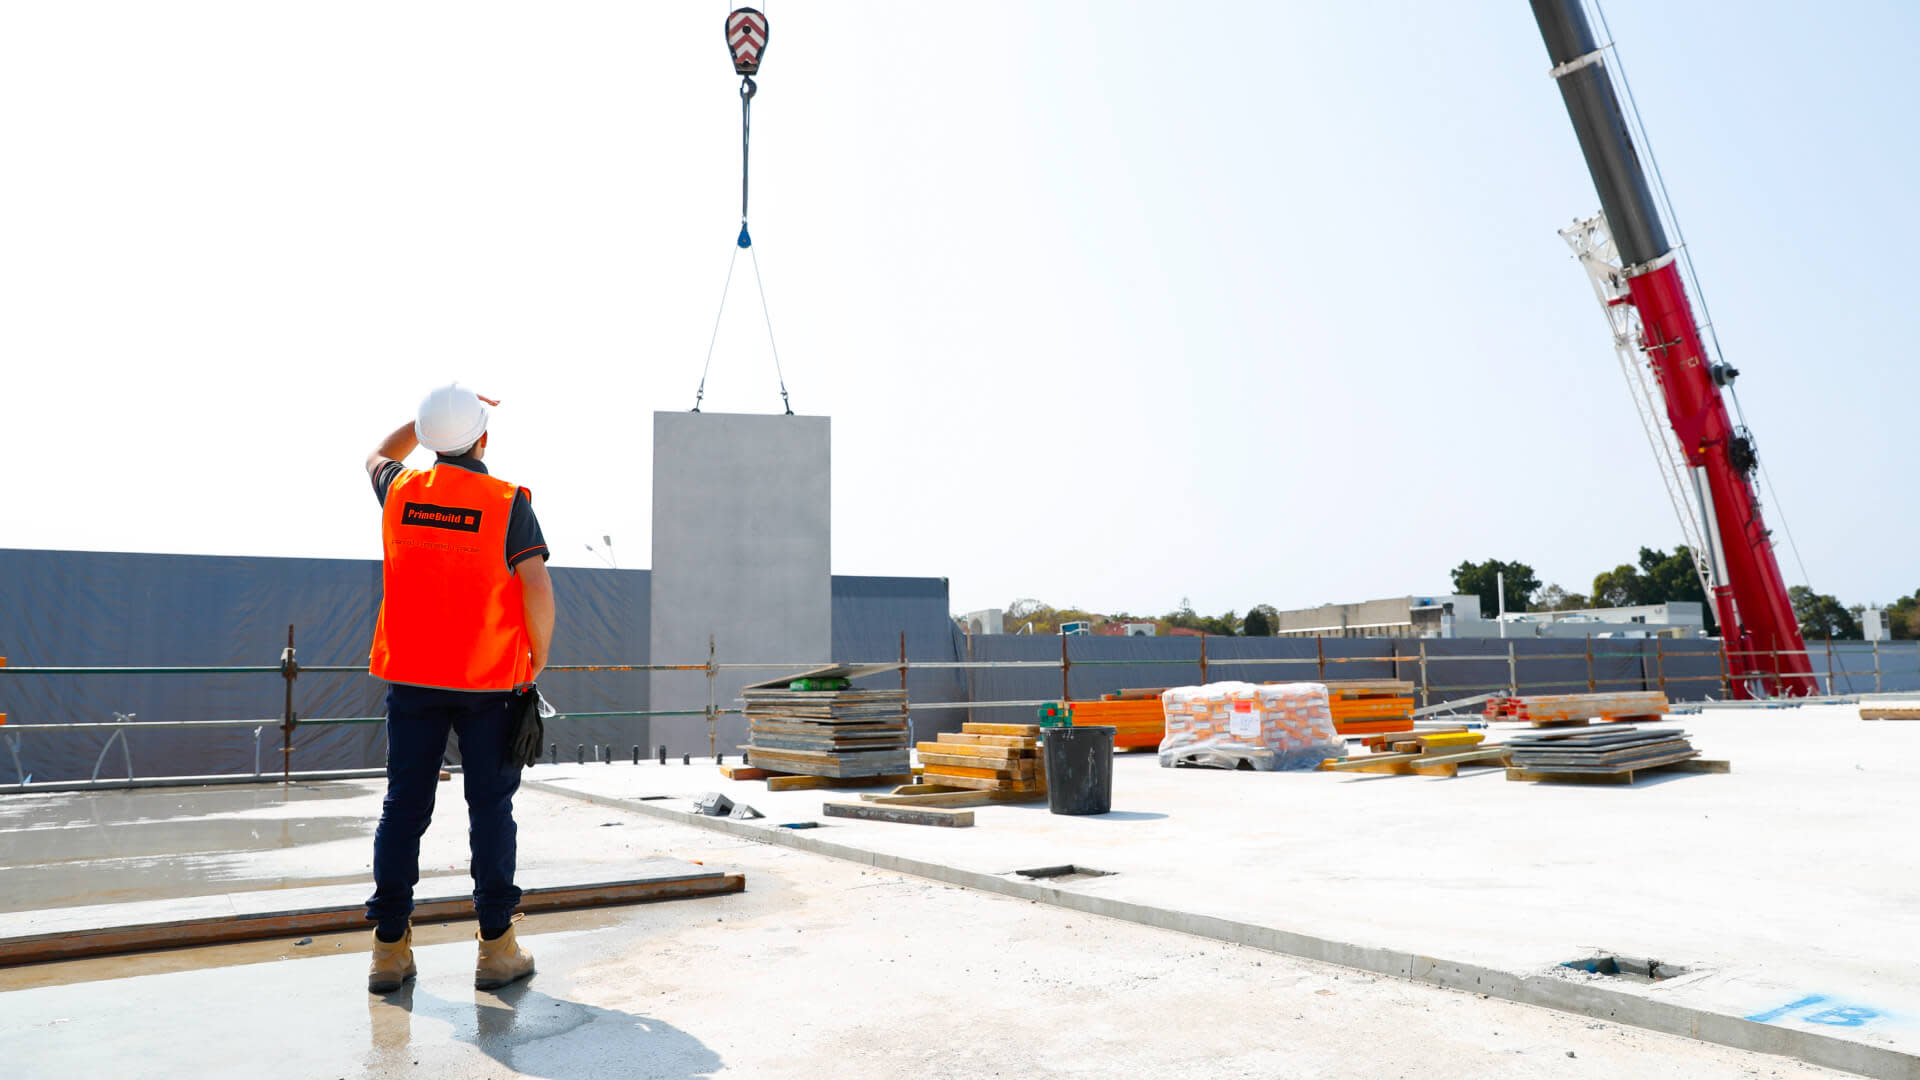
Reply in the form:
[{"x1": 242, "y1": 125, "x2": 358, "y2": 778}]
[
  {"x1": 1270, "y1": 595, "x2": 1707, "y2": 639},
  {"x1": 1271, "y1": 595, "x2": 1482, "y2": 638},
  {"x1": 1511, "y1": 602, "x2": 1706, "y2": 638},
  {"x1": 960, "y1": 608, "x2": 1004, "y2": 635}
]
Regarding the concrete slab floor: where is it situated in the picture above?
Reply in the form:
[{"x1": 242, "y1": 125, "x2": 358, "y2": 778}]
[
  {"x1": 530, "y1": 707, "x2": 1920, "y2": 1071},
  {"x1": 0, "y1": 781, "x2": 665, "y2": 913},
  {"x1": 0, "y1": 789, "x2": 1848, "y2": 1080}
]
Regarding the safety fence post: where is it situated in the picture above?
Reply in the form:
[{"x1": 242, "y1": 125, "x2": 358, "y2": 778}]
[
  {"x1": 279, "y1": 624, "x2": 300, "y2": 785},
  {"x1": 1417, "y1": 641, "x2": 1429, "y2": 710},
  {"x1": 899, "y1": 631, "x2": 911, "y2": 745},
  {"x1": 1719, "y1": 639, "x2": 1731, "y2": 700},
  {"x1": 1873, "y1": 639, "x2": 1882, "y2": 694},
  {"x1": 1506, "y1": 641, "x2": 1518, "y2": 696},
  {"x1": 1655, "y1": 636, "x2": 1667, "y2": 695},
  {"x1": 1585, "y1": 637, "x2": 1596, "y2": 693},
  {"x1": 1060, "y1": 633, "x2": 1072, "y2": 702},
  {"x1": 964, "y1": 627, "x2": 975, "y2": 728},
  {"x1": 1198, "y1": 634, "x2": 1208, "y2": 686},
  {"x1": 1315, "y1": 636, "x2": 1326, "y2": 681}
]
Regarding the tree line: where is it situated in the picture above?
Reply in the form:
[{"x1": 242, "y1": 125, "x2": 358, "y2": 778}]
[
  {"x1": 1451, "y1": 552, "x2": 1919, "y2": 642},
  {"x1": 985, "y1": 552, "x2": 1920, "y2": 642}
]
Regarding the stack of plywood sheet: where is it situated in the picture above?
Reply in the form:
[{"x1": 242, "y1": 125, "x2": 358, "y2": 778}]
[
  {"x1": 1324, "y1": 679, "x2": 1416, "y2": 735},
  {"x1": 1503, "y1": 723, "x2": 1724, "y2": 783},
  {"x1": 1070, "y1": 692, "x2": 1164, "y2": 749},
  {"x1": 914, "y1": 722, "x2": 1046, "y2": 797},
  {"x1": 1485, "y1": 691, "x2": 1668, "y2": 726},
  {"x1": 741, "y1": 664, "x2": 910, "y2": 781}
]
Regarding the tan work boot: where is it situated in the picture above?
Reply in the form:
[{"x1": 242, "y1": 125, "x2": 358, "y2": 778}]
[
  {"x1": 474, "y1": 914, "x2": 535, "y2": 990},
  {"x1": 367, "y1": 926, "x2": 416, "y2": 993}
]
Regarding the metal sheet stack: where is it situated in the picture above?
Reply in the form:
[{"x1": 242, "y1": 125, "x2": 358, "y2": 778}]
[
  {"x1": 1504, "y1": 723, "x2": 1696, "y2": 775},
  {"x1": 741, "y1": 665, "x2": 910, "y2": 779}
]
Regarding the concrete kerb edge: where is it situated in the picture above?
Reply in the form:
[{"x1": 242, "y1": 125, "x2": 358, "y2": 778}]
[{"x1": 523, "y1": 779, "x2": 1917, "y2": 1080}]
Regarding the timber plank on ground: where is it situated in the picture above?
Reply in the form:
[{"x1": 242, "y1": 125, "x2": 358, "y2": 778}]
[
  {"x1": 858, "y1": 790, "x2": 997, "y2": 808},
  {"x1": 0, "y1": 866, "x2": 745, "y2": 968}
]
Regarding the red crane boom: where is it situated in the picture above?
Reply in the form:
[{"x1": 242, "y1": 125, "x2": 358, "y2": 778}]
[{"x1": 1530, "y1": 0, "x2": 1818, "y2": 697}]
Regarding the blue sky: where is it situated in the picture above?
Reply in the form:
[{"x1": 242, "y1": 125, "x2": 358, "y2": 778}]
[{"x1": 4, "y1": 1, "x2": 1914, "y2": 617}]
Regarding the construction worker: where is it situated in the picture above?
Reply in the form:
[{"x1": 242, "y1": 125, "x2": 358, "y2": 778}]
[{"x1": 361, "y1": 383, "x2": 555, "y2": 994}]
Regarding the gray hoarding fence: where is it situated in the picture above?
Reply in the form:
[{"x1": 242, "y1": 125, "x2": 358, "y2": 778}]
[{"x1": 7, "y1": 632, "x2": 1915, "y2": 791}]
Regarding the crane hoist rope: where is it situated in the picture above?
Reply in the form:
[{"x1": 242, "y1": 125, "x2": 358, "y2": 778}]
[{"x1": 693, "y1": 6, "x2": 792, "y2": 415}]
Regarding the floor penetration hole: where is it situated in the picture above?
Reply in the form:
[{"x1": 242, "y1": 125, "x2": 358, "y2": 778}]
[
  {"x1": 1014, "y1": 864, "x2": 1114, "y2": 883},
  {"x1": 1561, "y1": 954, "x2": 1686, "y2": 983}
]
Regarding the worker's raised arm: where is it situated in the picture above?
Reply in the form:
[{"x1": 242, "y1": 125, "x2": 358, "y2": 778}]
[
  {"x1": 366, "y1": 421, "x2": 420, "y2": 478},
  {"x1": 516, "y1": 556, "x2": 555, "y2": 683}
]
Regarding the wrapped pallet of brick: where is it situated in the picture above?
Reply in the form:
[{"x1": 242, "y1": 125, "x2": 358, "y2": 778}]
[{"x1": 1159, "y1": 681, "x2": 1344, "y2": 771}]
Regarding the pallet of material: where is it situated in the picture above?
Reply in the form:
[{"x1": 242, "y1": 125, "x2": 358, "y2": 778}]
[
  {"x1": 1069, "y1": 698, "x2": 1163, "y2": 749},
  {"x1": 1502, "y1": 722, "x2": 1716, "y2": 783},
  {"x1": 1323, "y1": 679, "x2": 1416, "y2": 735},
  {"x1": 742, "y1": 663, "x2": 910, "y2": 780},
  {"x1": 1485, "y1": 691, "x2": 1668, "y2": 725},
  {"x1": 1861, "y1": 706, "x2": 1920, "y2": 721},
  {"x1": 915, "y1": 723, "x2": 1047, "y2": 797},
  {"x1": 1507, "y1": 758, "x2": 1729, "y2": 785}
]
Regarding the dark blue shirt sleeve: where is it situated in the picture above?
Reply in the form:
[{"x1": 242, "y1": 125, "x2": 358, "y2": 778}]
[
  {"x1": 371, "y1": 460, "x2": 406, "y2": 506},
  {"x1": 506, "y1": 490, "x2": 548, "y2": 569}
]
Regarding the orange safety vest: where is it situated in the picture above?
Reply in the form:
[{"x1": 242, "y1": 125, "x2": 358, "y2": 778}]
[{"x1": 369, "y1": 464, "x2": 534, "y2": 691}]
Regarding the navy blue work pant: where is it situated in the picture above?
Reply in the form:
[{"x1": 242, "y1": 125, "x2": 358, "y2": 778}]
[{"x1": 365, "y1": 684, "x2": 523, "y2": 932}]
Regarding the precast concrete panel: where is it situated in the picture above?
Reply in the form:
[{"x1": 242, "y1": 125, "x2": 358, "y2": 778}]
[{"x1": 649, "y1": 412, "x2": 831, "y2": 757}]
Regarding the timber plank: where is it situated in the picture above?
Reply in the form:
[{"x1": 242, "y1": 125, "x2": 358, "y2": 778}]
[
  {"x1": 934, "y1": 732, "x2": 1036, "y2": 748},
  {"x1": 917, "y1": 755, "x2": 1031, "y2": 778},
  {"x1": 823, "y1": 801, "x2": 974, "y2": 827},
  {"x1": 766, "y1": 772, "x2": 914, "y2": 792},
  {"x1": 919, "y1": 771, "x2": 1042, "y2": 793},
  {"x1": 0, "y1": 870, "x2": 745, "y2": 968},
  {"x1": 1318, "y1": 752, "x2": 1422, "y2": 772},
  {"x1": 915, "y1": 741, "x2": 1034, "y2": 761},
  {"x1": 858, "y1": 790, "x2": 997, "y2": 808},
  {"x1": 962, "y1": 723, "x2": 1042, "y2": 737}
]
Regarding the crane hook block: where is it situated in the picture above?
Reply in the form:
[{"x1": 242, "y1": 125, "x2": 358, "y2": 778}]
[
  {"x1": 737, "y1": 223, "x2": 752, "y2": 249},
  {"x1": 726, "y1": 8, "x2": 769, "y2": 76}
]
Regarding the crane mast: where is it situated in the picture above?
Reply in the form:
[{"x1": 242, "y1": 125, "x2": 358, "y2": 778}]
[{"x1": 1530, "y1": 0, "x2": 1818, "y2": 697}]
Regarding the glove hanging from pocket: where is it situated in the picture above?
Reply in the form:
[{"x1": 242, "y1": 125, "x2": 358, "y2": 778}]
[{"x1": 509, "y1": 685, "x2": 553, "y2": 768}]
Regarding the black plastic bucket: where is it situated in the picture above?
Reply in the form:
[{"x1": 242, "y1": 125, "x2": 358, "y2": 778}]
[{"x1": 1043, "y1": 725, "x2": 1115, "y2": 815}]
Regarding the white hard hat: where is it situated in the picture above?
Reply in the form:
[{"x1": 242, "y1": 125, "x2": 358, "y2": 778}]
[{"x1": 415, "y1": 382, "x2": 490, "y2": 454}]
